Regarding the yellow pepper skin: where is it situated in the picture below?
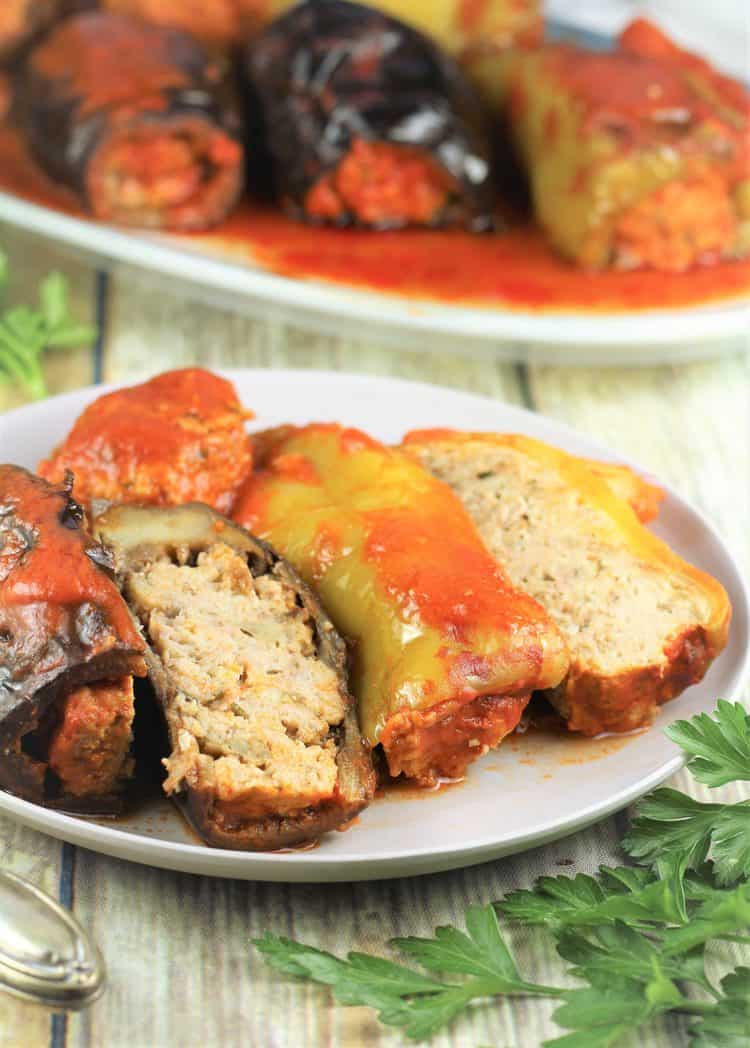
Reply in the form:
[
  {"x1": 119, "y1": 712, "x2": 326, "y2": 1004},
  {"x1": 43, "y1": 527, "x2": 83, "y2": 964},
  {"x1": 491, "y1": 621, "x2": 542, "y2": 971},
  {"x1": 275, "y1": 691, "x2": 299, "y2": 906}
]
[{"x1": 234, "y1": 424, "x2": 568, "y2": 784}]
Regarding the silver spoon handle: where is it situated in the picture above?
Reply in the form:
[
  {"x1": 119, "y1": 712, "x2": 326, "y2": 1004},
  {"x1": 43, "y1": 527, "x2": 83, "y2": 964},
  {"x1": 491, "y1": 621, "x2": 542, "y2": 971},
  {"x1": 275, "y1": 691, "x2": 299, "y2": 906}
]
[{"x1": 0, "y1": 869, "x2": 105, "y2": 1010}]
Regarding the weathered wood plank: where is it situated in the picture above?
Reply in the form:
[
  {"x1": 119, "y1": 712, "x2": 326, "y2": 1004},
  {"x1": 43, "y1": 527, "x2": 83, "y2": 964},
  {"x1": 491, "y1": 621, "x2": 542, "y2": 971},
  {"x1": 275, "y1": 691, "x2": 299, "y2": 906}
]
[
  {"x1": 0, "y1": 225, "x2": 98, "y2": 412},
  {"x1": 0, "y1": 819, "x2": 63, "y2": 1048},
  {"x1": 66, "y1": 818, "x2": 627, "y2": 1048},
  {"x1": 101, "y1": 271, "x2": 527, "y2": 405}
]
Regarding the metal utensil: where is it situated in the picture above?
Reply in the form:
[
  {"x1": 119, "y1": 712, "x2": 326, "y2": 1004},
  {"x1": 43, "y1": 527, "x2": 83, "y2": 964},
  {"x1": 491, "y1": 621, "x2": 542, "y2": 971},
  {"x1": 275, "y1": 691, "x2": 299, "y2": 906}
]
[{"x1": 0, "y1": 869, "x2": 105, "y2": 1009}]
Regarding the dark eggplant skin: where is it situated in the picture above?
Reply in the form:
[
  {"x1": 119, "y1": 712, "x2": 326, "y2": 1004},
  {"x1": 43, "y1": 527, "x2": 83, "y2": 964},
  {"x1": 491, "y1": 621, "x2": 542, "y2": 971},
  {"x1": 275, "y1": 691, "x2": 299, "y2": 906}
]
[
  {"x1": 95, "y1": 502, "x2": 375, "y2": 851},
  {"x1": 0, "y1": 466, "x2": 146, "y2": 810},
  {"x1": 244, "y1": 0, "x2": 497, "y2": 231},
  {"x1": 15, "y1": 12, "x2": 244, "y2": 229}
]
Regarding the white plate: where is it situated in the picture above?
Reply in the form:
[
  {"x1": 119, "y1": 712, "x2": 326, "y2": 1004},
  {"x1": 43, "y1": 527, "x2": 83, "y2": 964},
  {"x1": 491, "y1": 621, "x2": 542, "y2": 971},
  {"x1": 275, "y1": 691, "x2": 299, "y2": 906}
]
[
  {"x1": 1, "y1": 189, "x2": 748, "y2": 365},
  {"x1": 0, "y1": 370, "x2": 747, "y2": 881},
  {"x1": 0, "y1": 21, "x2": 748, "y2": 366}
]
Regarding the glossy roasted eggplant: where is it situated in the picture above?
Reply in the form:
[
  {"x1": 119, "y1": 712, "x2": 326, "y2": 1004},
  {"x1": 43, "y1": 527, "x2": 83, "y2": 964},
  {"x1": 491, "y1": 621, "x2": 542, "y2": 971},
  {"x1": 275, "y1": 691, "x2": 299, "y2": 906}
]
[
  {"x1": 95, "y1": 503, "x2": 375, "y2": 851},
  {"x1": 244, "y1": 0, "x2": 497, "y2": 231},
  {"x1": 0, "y1": 466, "x2": 146, "y2": 811},
  {"x1": 16, "y1": 12, "x2": 244, "y2": 230}
]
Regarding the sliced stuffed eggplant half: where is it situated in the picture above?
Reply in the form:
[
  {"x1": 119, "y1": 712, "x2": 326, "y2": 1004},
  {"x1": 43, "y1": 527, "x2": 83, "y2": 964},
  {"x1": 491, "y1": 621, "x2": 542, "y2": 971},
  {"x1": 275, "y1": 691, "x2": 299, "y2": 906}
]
[
  {"x1": 0, "y1": 466, "x2": 146, "y2": 811},
  {"x1": 95, "y1": 503, "x2": 375, "y2": 851}
]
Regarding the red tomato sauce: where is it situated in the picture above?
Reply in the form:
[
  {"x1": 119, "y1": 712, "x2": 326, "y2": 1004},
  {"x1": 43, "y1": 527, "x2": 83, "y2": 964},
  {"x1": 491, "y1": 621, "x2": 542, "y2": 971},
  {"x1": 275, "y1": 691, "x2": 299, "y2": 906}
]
[
  {"x1": 0, "y1": 468, "x2": 141, "y2": 649},
  {"x1": 1, "y1": 123, "x2": 747, "y2": 312},
  {"x1": 361, "y1": 503, "x2": 540, "y2": 644},
  {"x1": 38, "y1": 368, "x2": 252, "y2": 512}
]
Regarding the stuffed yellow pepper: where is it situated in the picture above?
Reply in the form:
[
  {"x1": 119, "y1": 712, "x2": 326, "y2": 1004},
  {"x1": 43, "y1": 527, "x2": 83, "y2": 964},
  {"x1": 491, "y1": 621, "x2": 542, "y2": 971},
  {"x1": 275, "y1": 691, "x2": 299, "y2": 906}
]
[{"x1": 234, "y1": 424, "x2": 568, "y2": 784}]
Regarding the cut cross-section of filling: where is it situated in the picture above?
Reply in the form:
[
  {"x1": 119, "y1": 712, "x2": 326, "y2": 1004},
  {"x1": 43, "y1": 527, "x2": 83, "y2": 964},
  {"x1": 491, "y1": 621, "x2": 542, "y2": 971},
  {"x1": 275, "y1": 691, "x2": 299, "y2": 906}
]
[
  {"x1": 304, "y1": 139, "x2": 456, "y2": 227},
  {"x1": 89, "y1": 120, "x2": 243, "y2": 230},
  {"x1": 125, "y1": 542, "x2": 347, "y2": 820},
  {"x1": 404, "y1": 434, "x2": 729, "y2": 736},
  {"x1": 47, "y1": 678, "x2": 135, "y2": 799}
]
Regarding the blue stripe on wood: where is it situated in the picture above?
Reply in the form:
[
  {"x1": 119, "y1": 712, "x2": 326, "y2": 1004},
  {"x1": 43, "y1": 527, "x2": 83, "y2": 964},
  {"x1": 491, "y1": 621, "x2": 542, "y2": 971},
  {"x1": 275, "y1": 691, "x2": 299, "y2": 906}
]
[{"x1": 92, "y1": 270, "x2": 109, "y2": 386}]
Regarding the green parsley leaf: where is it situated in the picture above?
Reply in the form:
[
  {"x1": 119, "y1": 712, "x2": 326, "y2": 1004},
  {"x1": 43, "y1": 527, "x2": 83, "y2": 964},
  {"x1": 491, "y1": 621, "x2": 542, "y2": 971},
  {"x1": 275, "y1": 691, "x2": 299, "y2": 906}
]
[
  {"x1": 499, "y1": 866, "x2": 683, "y2": 929},
  {"x1": 553, "y1": 984, "x2": 651, "y2": 1028},
  {"x1": 39, "y1": 272, "x2": 68, "y2": 329},
  {"x1": 689, "y1": 968, "x2": 750, "y2": 1048},
  {"x1": 624, "y1": 789, "x2": 750, "y2": 889},
  {"x1": 500, "y1": 873, "x2": 607, "y2": 927},
  {"x1": 0, "y1": 254, "x2": 95, "y2": 400},
  {"x1": 392, "y1": 903, "x2": 541, "y2": 987},
  {"x1": 557, "y1": 922, "x2": 703, "y2": 989},
  {"x1": 544, "y1": 1027, "x2": 633, "y2": 1048},
  {"x1": 667, "y1": 701, "x2": 750, "y2": 787},
  {"x1": 662, "y1": 881, "x2": 750, "y2": 956},
  {"x1": 254, "y1": 906, "x2": 559, "y2": 1042},
  {"x1": 254, "y1": 934, "x2": 443, "y2": 995},
  {"x1": 547, "y1": 983, "x2": 652, "y2": 1048}
]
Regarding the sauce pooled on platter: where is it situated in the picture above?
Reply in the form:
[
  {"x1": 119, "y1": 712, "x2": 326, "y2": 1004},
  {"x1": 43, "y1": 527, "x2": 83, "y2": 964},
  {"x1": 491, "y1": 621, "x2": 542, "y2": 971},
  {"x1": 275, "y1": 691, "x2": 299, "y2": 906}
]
[{"x1": 0, "y1": 122, "x2": 747, "y2": 312}]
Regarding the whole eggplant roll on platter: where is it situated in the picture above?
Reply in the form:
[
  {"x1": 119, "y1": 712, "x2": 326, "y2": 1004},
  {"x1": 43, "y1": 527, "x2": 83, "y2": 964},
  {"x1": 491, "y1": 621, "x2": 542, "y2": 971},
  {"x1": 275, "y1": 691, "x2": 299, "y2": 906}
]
[
  {"x1": 234, "y1": 424, "x2": 569, "y2": 784},
  {"x1": 0, "y1": 466, "x2": 146, "y2": 811},
  {"x1": 95, "y1": 502, "x2": 375, "y2": 851},
  {"x1": 245, "y1": 0, "x2": 497, "y2": 230},
  {"x1": 39, "y1": 369, "x2": 254, "y2": 514},
  {"x1": 16, "y1": 12, "x2": 244, "y2": 230}
]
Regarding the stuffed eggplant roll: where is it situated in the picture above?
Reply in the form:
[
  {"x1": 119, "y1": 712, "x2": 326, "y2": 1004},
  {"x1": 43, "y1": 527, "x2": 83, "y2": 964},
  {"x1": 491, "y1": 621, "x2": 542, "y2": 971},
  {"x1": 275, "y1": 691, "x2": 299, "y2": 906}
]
[
  {"x1": 39, "y1": 369, "x2": 253, "y2": 514},
  {"x1": 234, "y1": 425, "x2": 569, "y2": 784},
  {"x1": 0, "y1": 467, "x2": 146, "y2": 810},
  {"x1": 245, "y1": 0, "x2": 496, "y2": 231},
  {"x1": 95, "y1": 503, "x2": 374, "y2": 850},
  {"x1": 17, "y1": 12, "x2": 244, "y2": 230}
]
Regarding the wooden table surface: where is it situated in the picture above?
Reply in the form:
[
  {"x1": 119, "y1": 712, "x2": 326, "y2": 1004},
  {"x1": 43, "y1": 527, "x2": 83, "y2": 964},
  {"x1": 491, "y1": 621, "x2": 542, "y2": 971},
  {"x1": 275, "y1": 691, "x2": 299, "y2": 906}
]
[{"x1": 0, "y1": 225, "x2": 748, "y2": 1048}]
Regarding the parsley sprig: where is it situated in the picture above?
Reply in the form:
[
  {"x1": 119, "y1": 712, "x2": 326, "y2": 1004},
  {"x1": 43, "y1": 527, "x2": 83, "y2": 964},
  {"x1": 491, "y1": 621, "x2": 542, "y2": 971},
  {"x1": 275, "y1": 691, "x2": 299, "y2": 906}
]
[
  {"x1": 254, "y1": 701, "x2": 750, "y2": 1046},
  {"x1": 0, "y1": 250, "x2": 96, "y2": 400}
]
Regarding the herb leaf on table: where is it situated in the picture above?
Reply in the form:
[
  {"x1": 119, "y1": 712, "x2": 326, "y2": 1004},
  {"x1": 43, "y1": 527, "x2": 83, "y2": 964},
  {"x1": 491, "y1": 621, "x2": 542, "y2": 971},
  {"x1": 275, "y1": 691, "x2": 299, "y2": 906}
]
[
  {"x1": 665, "y1": 699, "x2": 750, "y2": 787},
  {"x1": 688, "y1": 967, "x2": 750, "y2": 1047},
  {"x1": 253, "y1": 702, "x2": 750, "y2": 1045},
  {"x1": 0, "y1": 251, "x2": 96, "y2": 400},
  {"x1": 255, "y1": 905, "x2": 559, "y2": 1041}
]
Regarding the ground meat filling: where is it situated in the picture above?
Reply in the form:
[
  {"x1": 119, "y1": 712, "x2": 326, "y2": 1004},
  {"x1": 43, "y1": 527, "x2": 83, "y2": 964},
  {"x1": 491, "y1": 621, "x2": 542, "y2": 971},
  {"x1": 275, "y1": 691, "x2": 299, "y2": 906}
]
[
  {"x1": 46, "y1": 678, "x2": 135, "y2": 799},
  {"x1": 89, "y1": 120, "x2": 243, "y2": 230},
  {"x1": 612, "y1": 172, "x2": 739, "y2": 271},
  {"x1": 380, "y1": 692, "x2": 529, "y2": 785},
  {"x1": 125, "y1": 543, "x2": 347, "y2": 820},
  {"x1": 304, "y1": 138, "x2": 457, "y2": 227},
  {"x1": 411, "y1": 441, "x2": 717, "y2": 735}
]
